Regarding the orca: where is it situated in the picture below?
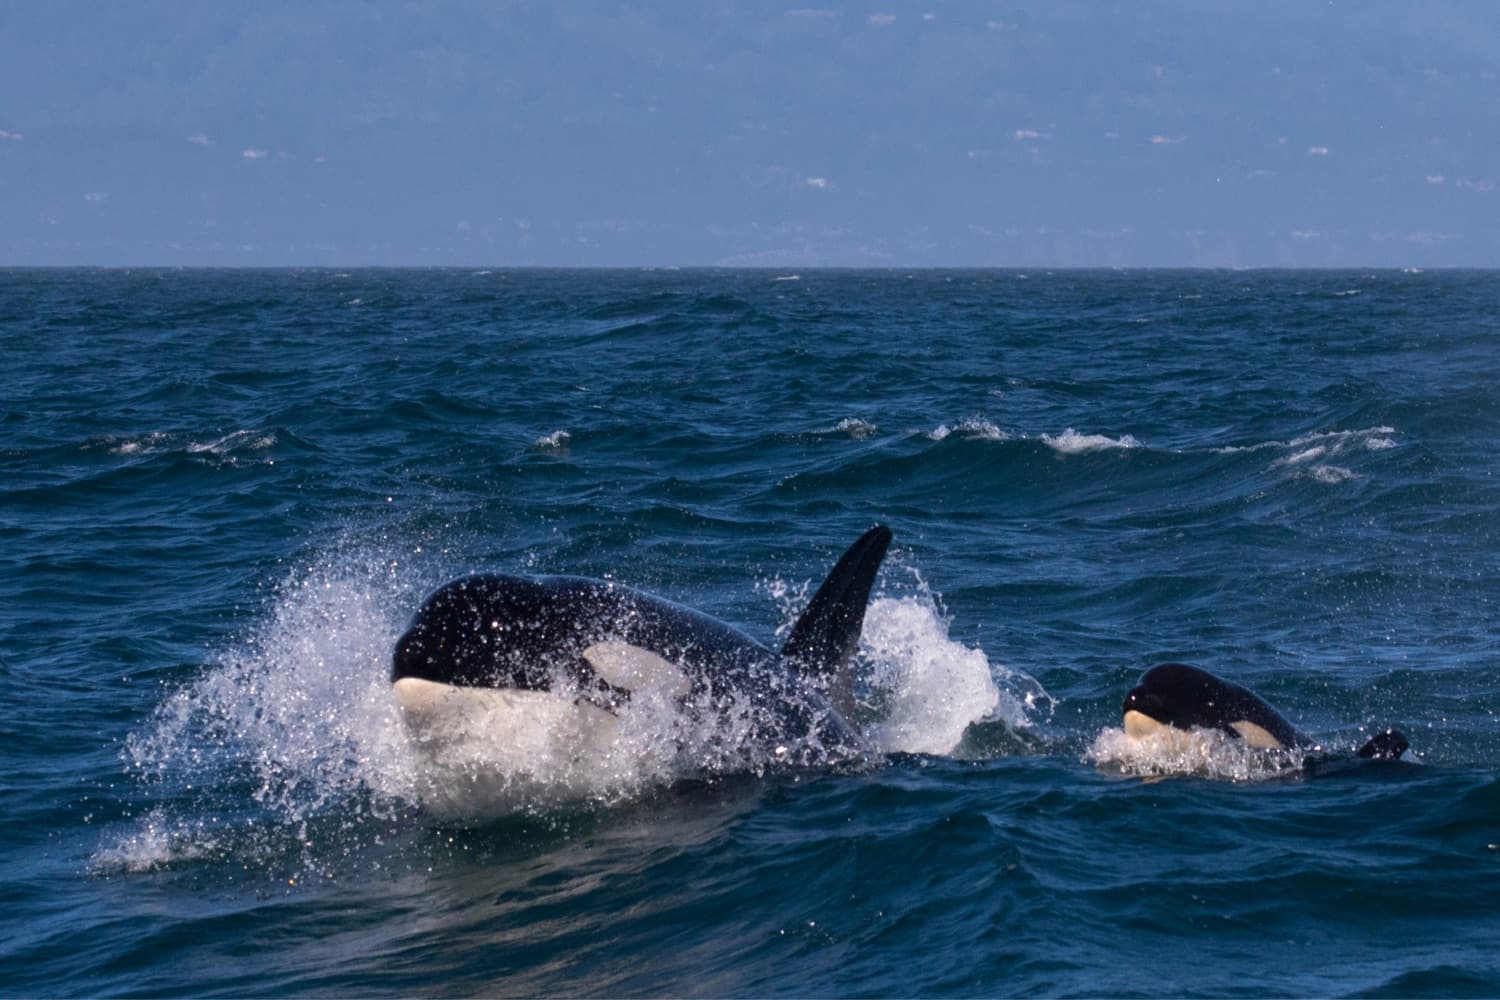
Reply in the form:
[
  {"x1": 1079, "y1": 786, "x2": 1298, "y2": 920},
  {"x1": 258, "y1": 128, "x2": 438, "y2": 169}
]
[
  {"x1": 1122, "y1": 662, "x2": 1409, "y2": 760},
  {"x1": 391, "y1": 525, "x2": 893, "y2": 771}
]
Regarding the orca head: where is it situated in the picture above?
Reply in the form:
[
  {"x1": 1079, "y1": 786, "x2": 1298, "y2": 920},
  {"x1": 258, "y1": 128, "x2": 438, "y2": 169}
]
[
  {"x1": 392, "y1": 574, "x2": 693, "y2": 712},
  {"x1": 392, "y1": 575, "x2": 578, "y2": 691},
  {"x1": 1122, "y1": 663, "x2": 1300, "y2": 751}
]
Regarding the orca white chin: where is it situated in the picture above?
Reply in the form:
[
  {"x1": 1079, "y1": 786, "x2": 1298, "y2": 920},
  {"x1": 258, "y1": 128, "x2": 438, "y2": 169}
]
[
  {"x1": 1120, "y1": 710, "x2": 1226, "y2": 758},
  {"x1": 393, "y1": 676, "x2": 622, "y2": 759},
  {"x1": 1123, "y1": 708, "x2": 1287, "y2": 753},
  {"x1": 392, "y1": 676, "x2": 675, "y2": 817},
  {"x1": 1122, "y1": 708, "x2": 1167, "y2": 741}
]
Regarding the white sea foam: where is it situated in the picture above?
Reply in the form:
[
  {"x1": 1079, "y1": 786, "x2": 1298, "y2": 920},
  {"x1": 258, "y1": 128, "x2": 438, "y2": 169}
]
[
  {"x1": 1087, "y1": 725, "x2": 1304, "y2": 782},
  {"x1": 831, "y1": 417, "x2": 878, "y2": 439},
  {"x1": 186, "y1": 430, "x2": 278, "y2": 455},
  {"x1": 927, "y1": 417, "x2": 1007, "y2": 442},
  {"x1": 533, "y1": 429, "x2": 571, "y2": 449},
  {"x1": 921, "y1": 422, "x2": 1141, "y2": 453},
  {"x1": 1252, "y1": 426, "x2": 1393, "y2": 483},
  {"x1": 1217, "y1": 425, "x2": 1396, "y2": 456},
  {"x1": 1041, "y1": 429, "x2": 1142, "y2": 455},
  {"x1": 1305, "y1": 465, "x2": 1358, "y2": 484},
  {"x1": 107, "y1": 432, "x2": 174, "y2": 456},
  {"x1": 101, "y1": 430, "x2": 276, "y2": 462}
]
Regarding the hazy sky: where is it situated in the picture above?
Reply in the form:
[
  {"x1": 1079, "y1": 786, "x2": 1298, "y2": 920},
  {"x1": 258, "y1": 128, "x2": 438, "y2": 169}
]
[{"x1": 2, "y1": 1, "x2": 1496, "y2": 266}]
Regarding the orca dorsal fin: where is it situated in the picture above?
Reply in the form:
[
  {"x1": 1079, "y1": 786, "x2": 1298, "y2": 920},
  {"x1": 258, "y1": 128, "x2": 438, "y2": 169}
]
[{"x1": 780, "y1": 525, "x2": 893, "y2": 704}]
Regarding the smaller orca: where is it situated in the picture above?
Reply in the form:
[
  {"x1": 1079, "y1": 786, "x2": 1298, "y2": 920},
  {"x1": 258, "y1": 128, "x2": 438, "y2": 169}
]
[{"x1": 1122, "y1": 662, "x2": 1409, "y2": 760}]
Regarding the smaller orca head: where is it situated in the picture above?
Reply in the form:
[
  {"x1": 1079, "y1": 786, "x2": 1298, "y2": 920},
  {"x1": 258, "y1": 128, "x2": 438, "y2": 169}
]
[
  {"x1": 1122, "y1": 663, "x2": 1301, "y2": 750},
  {"x1": 1356, "y1": 728, "x2": 1410, "y2": 760},
  {"x1": 1122, "y1": 663, "x2": 1220, "y2": 734}
]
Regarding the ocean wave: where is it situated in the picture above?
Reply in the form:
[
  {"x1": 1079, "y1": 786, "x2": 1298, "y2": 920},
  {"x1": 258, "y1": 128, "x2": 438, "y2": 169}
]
[{"x1": 533, "y1": 429, "x2": 572, "y2": 449}]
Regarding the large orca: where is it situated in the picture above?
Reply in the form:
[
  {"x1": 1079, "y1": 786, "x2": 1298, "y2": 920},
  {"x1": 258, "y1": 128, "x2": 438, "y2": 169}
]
[
  {"x1": 392, "y1": 525, "x2": 893, "y2": 771},
  {"x1": 1122, "y1": 662, "x2": 1409, "y2": 760}
]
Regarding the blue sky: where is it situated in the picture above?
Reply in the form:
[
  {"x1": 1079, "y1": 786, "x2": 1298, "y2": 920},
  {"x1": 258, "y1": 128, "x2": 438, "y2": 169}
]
[{"x1": 2, "y1": 1, "x2": 1496, "y2": 266}]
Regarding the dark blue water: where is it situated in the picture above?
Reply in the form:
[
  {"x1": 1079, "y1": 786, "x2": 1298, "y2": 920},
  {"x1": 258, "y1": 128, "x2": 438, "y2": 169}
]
[{"x1": 4, "y1": 268, "x2": 1499, "y2": 996}]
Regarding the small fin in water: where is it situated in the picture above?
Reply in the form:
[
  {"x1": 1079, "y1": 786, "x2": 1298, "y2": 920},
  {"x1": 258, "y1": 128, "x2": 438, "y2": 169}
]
[
  {"x1": 1356, "y1": 728, "x2": 1410, "y2": 760},
  {"x1": 780, "y1": 525, "x2": 893, "y2": 715}
]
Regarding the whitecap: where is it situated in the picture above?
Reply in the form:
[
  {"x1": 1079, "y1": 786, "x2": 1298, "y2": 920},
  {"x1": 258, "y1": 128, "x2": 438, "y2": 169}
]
[
  {"x1": 832, "y1": 417, "x2": 878, "y2": 440},
  {"x1": 1275, "y1": 445, "x2": 1326, "y2": 466},
  {"x1": 927, "y1": 417, "x2": 1007, "y2": 442},
  {"x1": 186, "y1": 430, "x2": 277, "y2": 456},
  {"x1": 533, "y1": 429, "x2": 571, "y2": 449},
  {"x1": 106, "y1": 432, "x2": 174, "y2": 456},
  {"x1": 1285, "y1": 426, "x2": 1395, "y2": 451},
  {"x1": 1305, "y1": 465, "x2": 1358, "y2": 484},
  {"x1": 1041, "y1": 429, "x2": 1142, "y2": 455},
  {"x1": 102, "y1": 430, "x2": 275, "y2": 460},
  {"x1": 1215, "y1": 426, "x2": 1396, "y2": 458}
]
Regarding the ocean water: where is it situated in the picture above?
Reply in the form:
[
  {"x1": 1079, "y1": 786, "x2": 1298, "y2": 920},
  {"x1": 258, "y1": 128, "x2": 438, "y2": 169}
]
[{"x1": 3, "y1": 267, "x2": 1499, "y2": 997}]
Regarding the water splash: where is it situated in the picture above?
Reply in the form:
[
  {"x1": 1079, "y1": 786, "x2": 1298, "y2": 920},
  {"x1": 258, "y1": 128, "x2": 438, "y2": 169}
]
[
  {"x1": 859, "y1": 595, "x2": 1038, "y2": 755},
  {"x1": 1087, "y1": 725, "x2": 1305, "y2": 782}
]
